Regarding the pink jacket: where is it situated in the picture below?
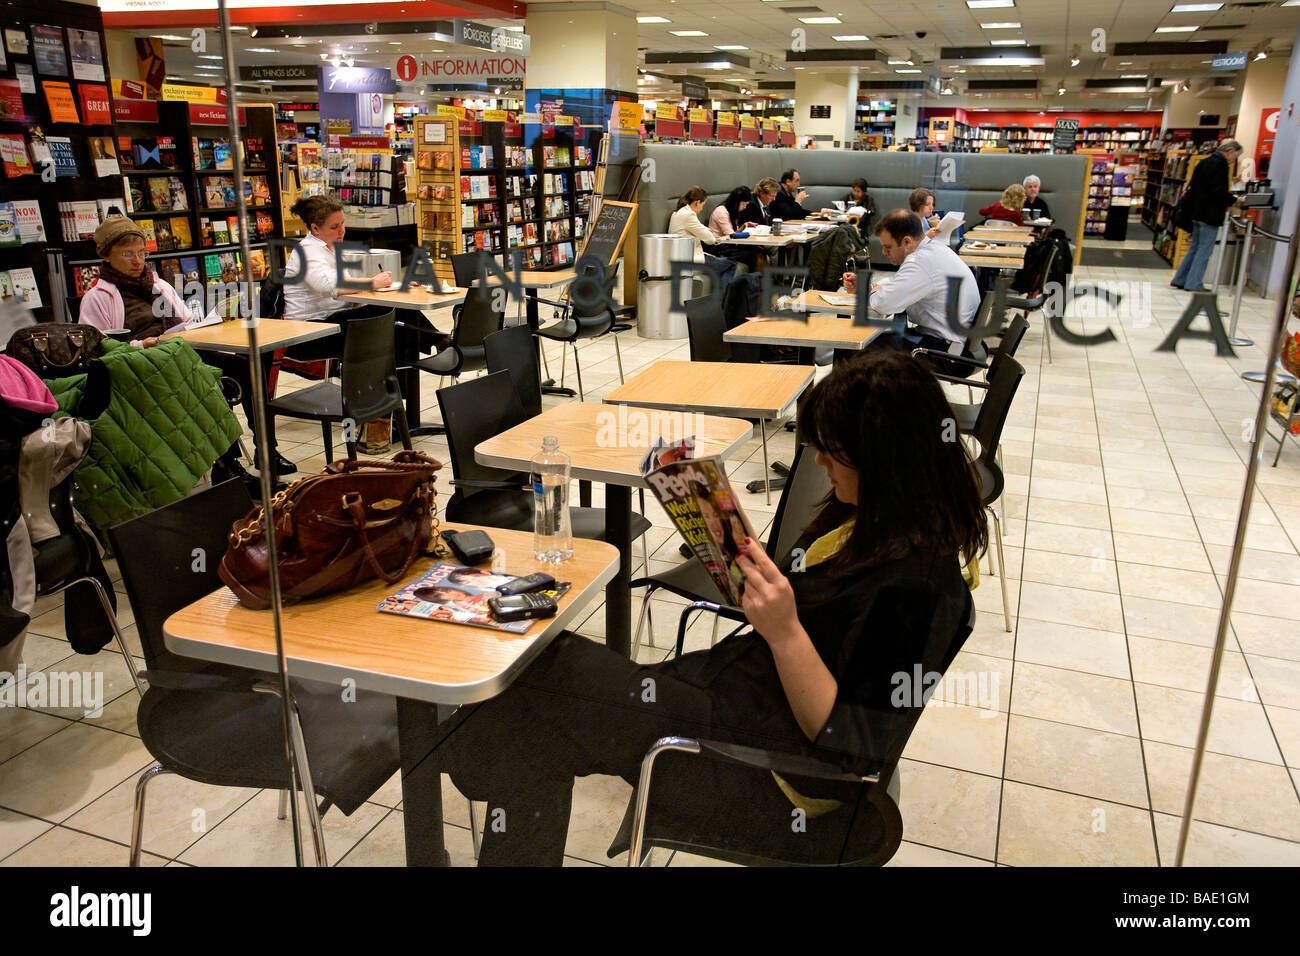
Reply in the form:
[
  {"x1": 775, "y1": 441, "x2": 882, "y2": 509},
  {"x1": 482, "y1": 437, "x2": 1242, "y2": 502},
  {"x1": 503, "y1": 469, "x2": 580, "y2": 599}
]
[{"x1": 78, "y1": 276, "x2": 193, "y2": 347}]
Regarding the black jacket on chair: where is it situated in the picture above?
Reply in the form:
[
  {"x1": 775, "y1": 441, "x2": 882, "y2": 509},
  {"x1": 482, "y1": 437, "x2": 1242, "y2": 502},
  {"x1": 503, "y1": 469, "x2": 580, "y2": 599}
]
[{"x1": 1185, "y1": 152, "x2": 1237, "y2": 227}]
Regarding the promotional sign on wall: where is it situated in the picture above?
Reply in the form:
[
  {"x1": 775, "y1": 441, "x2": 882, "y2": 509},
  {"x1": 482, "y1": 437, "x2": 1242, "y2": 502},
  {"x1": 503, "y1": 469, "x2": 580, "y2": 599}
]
[
  {"x1": 1257, "y1": 107, "x2": 1279, "y2": 176},
  {"x1": 240, "y1": 65, "x2": 315, "y2": 82},
  {"x1": 320, "y1": 66, "x2": 396, "y2": 94}
]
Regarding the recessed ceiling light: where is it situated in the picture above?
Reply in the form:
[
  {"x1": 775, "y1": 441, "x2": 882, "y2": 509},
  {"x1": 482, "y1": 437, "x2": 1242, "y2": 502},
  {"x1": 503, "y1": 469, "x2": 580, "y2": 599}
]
[
  {"x1": 799, "y1": 17, "x2": 843, "y2": 24},
  {"x1": 670, "y1": 30, "x2": 708, "y2": 36},
  {"x1": 245, "y1": 47, "x2": 277, "y2": 54},
  {"x1": 980, "y1": 22, "x2": 1021, "y2": 28},
  {"x1": 1121, "y1": 74, "x2": 1147, "y2": 78},
  {"x1": 832, "y1": 35, "x2": 869, "y2": 41},
  {"x1": 637, "y1": 16, "x2": 670, "y2": 23},
  {"x1": 895, "y1": 69, "x2": 922, "y2": 73},
  {"x1": 197, "y1": 54, "x2": 224, "y2": 60},
  {"x1": 1171, "y1": 3, "x2": 1222, "y2": 11},
  {"x1": 388, "y1": 41, "x2": 402, "y2": 45},
  {"x1": 967, "y1": 0, "x2": 1014, "y2": 7},
  {"x1": 152, "y1": 35, "x2": 190, "y2": 42},
  {"x1": 714, "y1": 44, "x2": 748, "y2": 50},
  {"x1": 1155, "y1": 26, "x2": 1198, "y2": 33},
  {"x1": 887, "y1": 58, "x2": 913, "y2": 64},
  {"x1": 989, "y1": 39, "x2": 1027, "y2": 45}
]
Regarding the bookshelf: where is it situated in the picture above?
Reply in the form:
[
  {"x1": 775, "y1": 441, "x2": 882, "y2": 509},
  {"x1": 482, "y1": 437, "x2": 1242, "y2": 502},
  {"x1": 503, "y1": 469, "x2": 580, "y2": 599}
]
[
  {"x1": 854, "y1": 99, "x2": 897, "y2": 147},
  {"x1": 64, "y1": 100, "x2": 283, "y2": 308},
  {"x1": 0, "y1": 0, "x2": 122, "y2": 320},
  {"x1": 1147, "y1": 150, "x2": 1206, "y2": 265},
  {"x1": 279, "y1": 142, "x2": 323, "y2": 238}
]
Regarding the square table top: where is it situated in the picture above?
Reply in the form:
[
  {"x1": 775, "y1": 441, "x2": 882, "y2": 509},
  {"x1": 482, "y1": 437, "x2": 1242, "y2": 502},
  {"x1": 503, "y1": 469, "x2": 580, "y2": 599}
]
[
  {"x1": 965, "y1": 229, "x2": 1034, "y2": 246},
  {"x1": 338, "y1": 287, "x2": 468, "y2": 309},
  {"x1": 724, "y1": 313, "x2": 885, "y2": 350},
  {"x1": 722, "y1": 234, "x2": 806, "y2": 248},
  {"x1": 474, "y1": 402, "x2": 753, "y2": 486},
  {"x1": 164, "y1": 318, "x2": 337, "y2": 354},
  {"x1": 604, "y1": 360, "x2": 815, "y2": 420},
  {"x1": 163, "y1": 524, "x2": 619, "y2": 706}
]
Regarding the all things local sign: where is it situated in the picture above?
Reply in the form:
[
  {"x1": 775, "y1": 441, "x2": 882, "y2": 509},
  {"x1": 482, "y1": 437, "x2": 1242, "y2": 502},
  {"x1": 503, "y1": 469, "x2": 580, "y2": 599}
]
[{"x1": 396, "y1": 54, "x2": 526, "y2": 91}]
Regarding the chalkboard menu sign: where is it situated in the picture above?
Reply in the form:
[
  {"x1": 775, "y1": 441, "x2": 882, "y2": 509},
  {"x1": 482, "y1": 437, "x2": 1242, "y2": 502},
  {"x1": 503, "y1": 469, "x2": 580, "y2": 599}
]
[
  {"x1": 578, "y1": 200, "x2": 636, "y2": 267},
  {"x1": 1052, "y1": 118, "x2": 1079, "y2": 153}
]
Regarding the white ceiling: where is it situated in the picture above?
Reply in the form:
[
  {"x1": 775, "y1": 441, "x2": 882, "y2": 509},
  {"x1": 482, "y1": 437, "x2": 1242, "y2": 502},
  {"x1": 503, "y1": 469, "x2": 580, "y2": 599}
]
[{"x1": 126, "y1": 0, "x2": 1298, "y2": 110}]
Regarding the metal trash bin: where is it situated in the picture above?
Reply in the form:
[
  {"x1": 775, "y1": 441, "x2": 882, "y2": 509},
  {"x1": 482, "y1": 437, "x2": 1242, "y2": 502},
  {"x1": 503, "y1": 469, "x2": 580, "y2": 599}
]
[
  {"x1": 364, "y1": 248, "x2": 402, "y2": 279},
  {"x1": 637, "y1": 233, "x2": 697, "y2": 339}
]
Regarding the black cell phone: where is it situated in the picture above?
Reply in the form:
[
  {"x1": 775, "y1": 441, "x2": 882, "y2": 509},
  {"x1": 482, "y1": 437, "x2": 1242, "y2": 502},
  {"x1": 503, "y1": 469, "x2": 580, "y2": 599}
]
[
  {"x1": 496, "y1": 572, "x2": 557, "y2": 596},
  {"x1": 441, "y1": 529, "x2": 495, "y2": 564},
  {"x1": 487, "y1": 593, "x2": 558, "y2": 622}
]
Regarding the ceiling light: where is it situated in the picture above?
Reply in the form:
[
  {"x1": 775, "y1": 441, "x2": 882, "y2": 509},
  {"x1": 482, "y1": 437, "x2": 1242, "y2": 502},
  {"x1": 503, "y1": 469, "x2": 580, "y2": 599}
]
[
  {"x1": 1155, "y1": 26, "x2": 1197, "y2": 33},
  {"x1": 990, "y1": 39, "x2": 1027, "y2": 45},
  {"x1": 895, "y1": 69, "x2": 922, "y2": 73},
  {"x1": 980, "y1": 22, "x2": 1021, "y2": 28},
  {"x1": 799, "y1": 17, "x2": 843, "y2": 24},
  {"x1": 1255, "y1": 49, "x2": 1269, "y2": 60},
  {"x1": 389, "y1": 41, "x2": 402, "y2": 45},
  {"x1": 1070, "y1": 54, "x2": 1080, "y2": 66},
  {"x1": 670, "y1": 30, "x2": 708, "y2": 36},
  {"x1": 320, "y1": 53, "x2": 329, "y2": 60},
  {"x1": 330, "y1": 56, "x2": 341, "y2": 67},
  {"x1": 246, "y1": 47, "x2": 278, "y2": 54},
  {"x1": 152, "y1": 35, "x2": 190, "y2": 42},
  {"x1": 1122, "y1": 74, "x2": 1148, "y2": 78},
  {"x1": 1171, "y1": 3, "x2": 1222, "y2": 11},
  {"x1": 887, "y1": 58, "x2": 913, "y2": 65},
  {"x1": 967, "y1": 0, "x2": 1015, "y2": 6},
  {"x1": 637, "y1": 16, "x2": 670, "y2": 23},
  {"x1": 197, "y1": 55, "x2": 223, "y2": 60},
  {"x1": 832, "y1": 35, "x2": 869, "y2": 41},
  {"x1": 715, "y1": 44, "x2": 748, "y2": 50},
  {"x1": 345, "y1": 56, "x2": 355, "y2": 67},
  {"x1": 941, "y1": 83, "x2": 954, "y2": 95},
  {"x1": 1057, "y1": 86, "x2": 1066, "y2": 95}
]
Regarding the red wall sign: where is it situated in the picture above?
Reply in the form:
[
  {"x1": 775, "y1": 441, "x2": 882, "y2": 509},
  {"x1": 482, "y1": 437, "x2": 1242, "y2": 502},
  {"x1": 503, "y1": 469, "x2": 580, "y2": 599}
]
[
  {"x1": 112, "y1": 97, "x2": 158, "y2": 123},
  {"x1": 188, "y1": 103, "x2": 246, "y2": 125},
  {"x1": 339, "y1": 135, "x2": 390, "y2": 149},
  {"x1": 1257, "y1": 107, "x2": 1280, "y2": 170}
]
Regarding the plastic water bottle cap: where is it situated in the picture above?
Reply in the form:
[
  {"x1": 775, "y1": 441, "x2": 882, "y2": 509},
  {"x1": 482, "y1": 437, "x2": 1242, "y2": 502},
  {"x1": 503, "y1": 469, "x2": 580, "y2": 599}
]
[{"x1": 542, "y1": 436, "x2": 559, "y2": 451}]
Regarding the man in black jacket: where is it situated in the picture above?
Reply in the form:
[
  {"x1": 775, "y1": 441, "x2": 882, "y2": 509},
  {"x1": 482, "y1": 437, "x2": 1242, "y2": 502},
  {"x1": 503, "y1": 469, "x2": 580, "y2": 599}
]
[
  {"x1": 770, "y1": 168, "x2": 815, "y2": 222},
  {"x1": 1172, "y1": 140, "x2": 1243, "y2": 292}
]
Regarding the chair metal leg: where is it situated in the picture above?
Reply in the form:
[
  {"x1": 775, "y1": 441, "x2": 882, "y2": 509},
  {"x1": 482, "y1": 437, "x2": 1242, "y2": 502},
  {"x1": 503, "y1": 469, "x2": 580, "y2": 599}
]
[
  {"x1": 1273, "y1": 427, "x2": 1287, "y2": 467},
  {"x1": 613, "y1": 334, "x2": 625, "y2": 384},
  {"x1": 393, "y1": 409, "x2": 412, "y2": 450},
  {"x1": 760, "y1": 421, "x2": 771, "y2": 505},
  {"x1": 558, "y1": 338, "x2": 567, "y2": 387},
  {"x1": 278, "y1": 789, "x2": 289, "y2": 820},
  {"x1": 1043, "y1": 311, "x2": 1053, "y2": 364},
  {"x1": 709, "y1": 614, "x2": 720, "y2": 648},
  {"x1": 469, "y1": 799, "x2": 481, "y2": 860},
  {"x1": 284, "y1": 697, "x2": 329, "y2": 867},
  {"x1": 989, "y1": 505, "x2": 1011, "y2": 632},
  {"x1": 572, "y1": 342, "x2": 585, "y2": 401},
  {"x1": 632, "y1": 588, "x2": 657, "y2": 656},
  {"x1": 629, "y1": 737, "x2": 702, "y2": 867},
  {"x1": 86, "y1": 577, "x2": 146, "y2": 698},
  {"x1": 540, "y1": 340, "x2": 552, "y2": 378},
  {"x1": 130, "y1": 765, "x2": 171, "y2": 866},
  {"x1": 321, "y1": 422, "x2": 333, "y2": 464}
]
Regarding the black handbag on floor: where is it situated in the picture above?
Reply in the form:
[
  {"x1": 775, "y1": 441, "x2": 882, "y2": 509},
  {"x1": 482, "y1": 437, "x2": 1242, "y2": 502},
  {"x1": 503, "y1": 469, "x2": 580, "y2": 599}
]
[{"x1": 7, "y1": 323, "x2": 106, "y2": 379}]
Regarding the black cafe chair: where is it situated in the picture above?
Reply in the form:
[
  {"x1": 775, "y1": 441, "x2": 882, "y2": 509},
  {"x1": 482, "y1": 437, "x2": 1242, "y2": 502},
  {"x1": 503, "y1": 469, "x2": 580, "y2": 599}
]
[
  {"x1": 107, "y1": 480, "x2": 401, "y2": 867},
  {"x1": 266, "y1": 311, "x2": 412, "y2": 463},
  {"x1": 484, "y1": 324, "x2": 543, "y2": 420},
  {"x1": 617, "y1": 591, "x2": 976, "y2": 867},
  {"x1": 436, "y1": 371, "x2": 651, "y2": 549},
  {"x1": 534, "y1": 262, "x2": 626, "y2": 400}
]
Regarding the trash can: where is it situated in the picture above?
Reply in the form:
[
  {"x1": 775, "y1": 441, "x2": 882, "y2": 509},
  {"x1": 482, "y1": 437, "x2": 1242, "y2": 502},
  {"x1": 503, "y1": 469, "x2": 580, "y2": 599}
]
[
  {"x1": 364, "y1": 248, "x2": 402, "y2": 279},
  {"x1": 637, "y1": 233, "x2": 697, "y2": 339}
]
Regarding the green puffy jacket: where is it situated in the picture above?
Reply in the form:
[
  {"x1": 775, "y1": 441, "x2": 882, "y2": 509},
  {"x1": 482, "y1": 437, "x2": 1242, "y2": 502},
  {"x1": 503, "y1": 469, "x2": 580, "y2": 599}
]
[{"x1": 45, "y1": 338, "x2": 241, "y2": 533}]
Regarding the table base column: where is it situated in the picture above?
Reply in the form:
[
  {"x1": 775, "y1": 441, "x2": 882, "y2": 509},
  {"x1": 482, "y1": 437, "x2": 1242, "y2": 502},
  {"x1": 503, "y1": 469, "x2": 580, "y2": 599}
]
[
  {"x1": 396, "y1": 697, "x2": 450, "y2": 867},
  {"x1": 605, "y1": 485, "x2": 632, "y2": 657}
]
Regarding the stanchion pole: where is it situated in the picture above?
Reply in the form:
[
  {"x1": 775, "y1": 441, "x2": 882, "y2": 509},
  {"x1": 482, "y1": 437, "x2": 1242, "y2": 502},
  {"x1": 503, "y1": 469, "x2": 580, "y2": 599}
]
[
  {"x1": 1228, "y1": 215, "x2": 1254, "y2": 348},
  {"x1": 1176, "y1": 197, "x2": 1300, "y2": 866}
]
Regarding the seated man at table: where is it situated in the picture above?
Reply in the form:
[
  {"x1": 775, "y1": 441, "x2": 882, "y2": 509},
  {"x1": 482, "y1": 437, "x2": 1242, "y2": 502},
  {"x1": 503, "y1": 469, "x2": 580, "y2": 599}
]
[
  {"x1": 842, "y1": 209, "x2": 981, "y2": 360},
  {"x1": 1021, "y1": 175, "x2": 1050, "y2": 221},
  {"x1": 770, "y1": 169, "x2": 816, "y2": 222}
]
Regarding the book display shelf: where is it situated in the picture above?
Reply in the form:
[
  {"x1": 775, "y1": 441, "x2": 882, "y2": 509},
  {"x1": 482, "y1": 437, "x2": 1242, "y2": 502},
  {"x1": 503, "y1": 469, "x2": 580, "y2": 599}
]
[{"x1": 0, "y1": 0, "x2": 122, "y2": 319}]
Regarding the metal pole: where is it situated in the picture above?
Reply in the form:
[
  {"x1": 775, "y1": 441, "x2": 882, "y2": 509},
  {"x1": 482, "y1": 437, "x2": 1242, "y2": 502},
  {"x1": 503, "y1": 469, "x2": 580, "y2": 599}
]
[
  {"x1": 1208, "y1": 220, "x2": 1228, "y2": 294},
  {"x1": 1228, "y1": 215, "x2": 1254, "y2": 348},
  {"x1": 217, "y1": 0, "x2": 313, "y2": 868},
  {"x1": 1175, "y1": 195, "x2": 1300, "y2": 866}
]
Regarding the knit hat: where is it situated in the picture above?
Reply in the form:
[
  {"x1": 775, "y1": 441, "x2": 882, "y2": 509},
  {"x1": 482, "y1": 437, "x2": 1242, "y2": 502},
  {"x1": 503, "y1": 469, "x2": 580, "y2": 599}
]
[{"x1": 94, "y1": 216, "x2": 147, "y2": 258}]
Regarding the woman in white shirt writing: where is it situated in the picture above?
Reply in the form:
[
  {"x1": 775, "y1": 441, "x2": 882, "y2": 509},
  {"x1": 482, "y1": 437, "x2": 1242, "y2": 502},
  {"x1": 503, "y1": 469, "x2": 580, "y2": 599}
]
[{"x1": 668, "y1": 187, "x2": 738, "y2": 294}]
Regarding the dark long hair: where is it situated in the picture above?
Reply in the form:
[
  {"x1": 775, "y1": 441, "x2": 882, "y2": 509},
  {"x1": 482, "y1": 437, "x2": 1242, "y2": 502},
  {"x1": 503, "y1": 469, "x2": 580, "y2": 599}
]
[
  {"x1": 721, "y1": 186, "x2": 753, "y2": 228},
  {"x1": 796, "y1": 350, "x2": 988, "y2": 570}
]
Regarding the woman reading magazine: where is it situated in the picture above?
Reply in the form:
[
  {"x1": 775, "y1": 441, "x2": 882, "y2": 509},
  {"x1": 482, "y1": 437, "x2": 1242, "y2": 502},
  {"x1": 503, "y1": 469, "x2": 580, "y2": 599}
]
[{"x1": 423, "y1": 350, "x2": 988, "y2": 864}]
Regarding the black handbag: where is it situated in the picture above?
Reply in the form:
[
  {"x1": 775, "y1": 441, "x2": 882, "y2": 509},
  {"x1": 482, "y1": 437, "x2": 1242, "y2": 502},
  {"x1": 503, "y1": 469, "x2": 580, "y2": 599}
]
[{"x1": 7, "y1": 323, "x2": 105, "y2": 379}]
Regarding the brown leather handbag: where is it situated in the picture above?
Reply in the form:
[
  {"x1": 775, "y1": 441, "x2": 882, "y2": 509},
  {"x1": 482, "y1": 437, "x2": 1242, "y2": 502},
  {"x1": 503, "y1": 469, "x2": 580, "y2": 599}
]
[
  {"x1": 218, "y1": 450, "x2": 448, "y2": 609},
  {"x1": 7, "y1": 324, "x2": 105, "y2": 379}
]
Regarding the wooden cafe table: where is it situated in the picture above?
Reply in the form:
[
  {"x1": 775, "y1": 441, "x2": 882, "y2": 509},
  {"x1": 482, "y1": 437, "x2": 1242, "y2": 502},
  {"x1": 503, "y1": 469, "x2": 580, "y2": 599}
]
[
  {"x1": 475, "y1": 402, "x2": 753, "y2": 658},
  {"x1": 603, "y1": 360, "x2": 814, "y2": 505},
  {"x1": 164, "y1": 523, "x2": 620, "y2": 866},
  {"x1": 165, "y1": 317, "x2": 339, "y2": 355}
]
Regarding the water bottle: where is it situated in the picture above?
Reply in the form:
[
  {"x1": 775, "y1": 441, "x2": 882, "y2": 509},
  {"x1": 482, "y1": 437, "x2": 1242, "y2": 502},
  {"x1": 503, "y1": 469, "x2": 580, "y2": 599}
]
[{"x1": 532, "y1": 436, "x2": 573, "y2": 563}]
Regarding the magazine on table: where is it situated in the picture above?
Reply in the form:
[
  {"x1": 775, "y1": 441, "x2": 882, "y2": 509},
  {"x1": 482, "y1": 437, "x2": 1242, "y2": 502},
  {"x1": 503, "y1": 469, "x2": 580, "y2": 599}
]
[
  {"x1": 641, "y1": 437, "x2": 758, "y2": 605},
  {"x1": 378, "y1": 561, "x2": 571, "y2": 633}
]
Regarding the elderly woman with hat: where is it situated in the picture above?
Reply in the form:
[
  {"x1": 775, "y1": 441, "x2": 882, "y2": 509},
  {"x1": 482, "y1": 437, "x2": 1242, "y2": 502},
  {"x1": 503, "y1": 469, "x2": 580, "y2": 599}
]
[
  {"x1": 77, "y1": 216, "x2": 295, "y2": 477},
  {"x1": 78, "y1": 216, "x2": 193, "y2": 346}
]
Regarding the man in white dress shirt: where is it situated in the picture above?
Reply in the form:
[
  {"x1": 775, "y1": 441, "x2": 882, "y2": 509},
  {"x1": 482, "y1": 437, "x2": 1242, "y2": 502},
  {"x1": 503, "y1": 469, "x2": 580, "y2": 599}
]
[{"x1": 842, "y1": 209, "x2": 981, "y2": 357}]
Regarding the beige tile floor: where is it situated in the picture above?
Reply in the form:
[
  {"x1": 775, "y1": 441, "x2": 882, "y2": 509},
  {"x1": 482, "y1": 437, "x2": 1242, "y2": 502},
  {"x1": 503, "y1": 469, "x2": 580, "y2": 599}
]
[{"x1": 4, "y1": 235, "x2": 1299, "y2": 866}]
